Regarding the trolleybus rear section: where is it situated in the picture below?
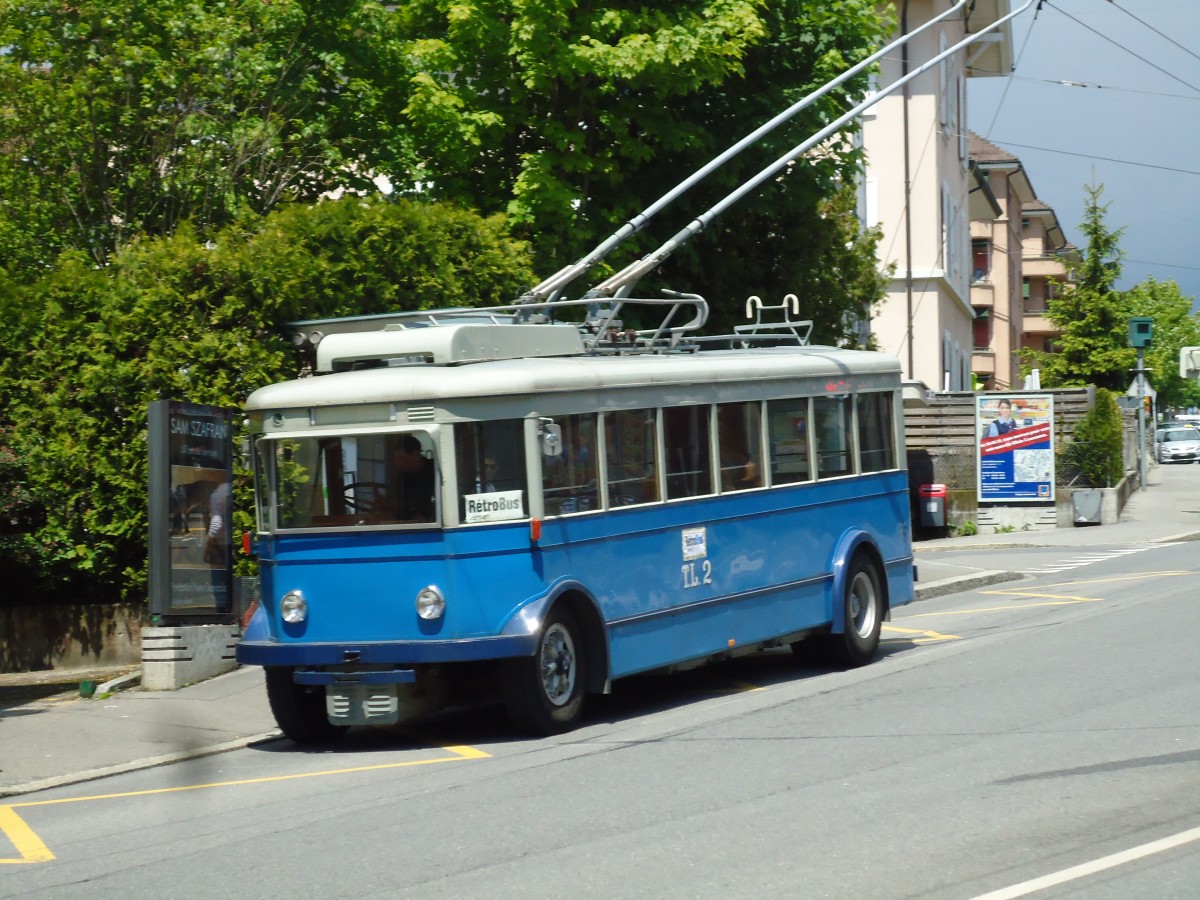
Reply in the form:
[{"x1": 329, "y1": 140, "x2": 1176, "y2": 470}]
[{"x1": 238, "y1": 331, "x2": 915, "y2": 740}]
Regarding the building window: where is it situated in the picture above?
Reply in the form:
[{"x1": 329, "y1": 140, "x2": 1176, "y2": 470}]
[
  {"x1": 973, "y1": 309, "x2": 991, "y2": 350},
  {"x1": 972, "y1": 239, "x2": 990, "y2": 282}
]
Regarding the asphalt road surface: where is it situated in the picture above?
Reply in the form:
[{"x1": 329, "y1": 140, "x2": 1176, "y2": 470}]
[{"x1": 3, "y1": 542, "x2": 1197, "y2": 899}]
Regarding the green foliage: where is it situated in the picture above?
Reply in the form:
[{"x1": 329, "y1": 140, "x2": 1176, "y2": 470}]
[
  {"x1": 0, "y1": 197, "x2": 535, "y2": 601},
  {"x1": 1061, "y1": 388, "x2": 1125, "y2": 489},
  {"x1": 395, "y1": 1, "x2": 892, "y2": 334},
  {"x1": 950, "y1": 521, "x2": 977, "y2": 537},
  {"x1": 1125, "y1": 277, "x2": 1200, "y2": 412},
  {"x1": 0, "y1": 0, "x2": 414, "y2": 273},
  {"x1": 0, "y1": 425, "x2": 50, "y2": 595},
  {"x1": 1026, "y1": 183, "x2": 1134, "y2": 391}
]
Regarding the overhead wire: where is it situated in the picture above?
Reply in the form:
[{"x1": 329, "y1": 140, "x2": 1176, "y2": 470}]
[
  {"x1": 983, "y1": 1, "x2": 1043, "y2": 135},
  {"x1": 980, "y1": 139, "x2": 1200, "y2": 177},
  {"x1": 1044, "y1": 0, "x2": 1200, "y2": 94},
  {"x1": 1007, "y1": 74, "x2": 1200, "y2": 102},
  {"x1": 1106, "y1": 0, "x2": 1200, "y2": 66}
]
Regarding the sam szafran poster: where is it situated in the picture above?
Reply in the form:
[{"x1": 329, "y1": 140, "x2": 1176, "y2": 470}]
[
  {"x1": 149, "y1": 400, "x2": 234, "y2": 618},
  {"x1": 976, "y1": 394, "x2": 1055, "y2": 503}
]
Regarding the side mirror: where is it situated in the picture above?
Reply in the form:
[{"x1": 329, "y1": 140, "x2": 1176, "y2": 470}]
[{"x1": 541, "y1": 421, "x2": 563, "y2": 457}]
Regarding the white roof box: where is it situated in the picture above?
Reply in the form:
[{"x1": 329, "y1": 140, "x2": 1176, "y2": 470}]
[{"x1": 315, "y1": 322, "x2": 586, "y2": 372}]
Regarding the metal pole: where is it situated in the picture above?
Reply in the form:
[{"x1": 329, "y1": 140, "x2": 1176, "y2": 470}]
[{"x1": 1137, "y1": 347, "x2": 1147, "y2": 491}]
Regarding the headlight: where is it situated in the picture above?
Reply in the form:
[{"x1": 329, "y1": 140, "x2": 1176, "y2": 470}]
[
  {"x1": 280, "y1": 590, "x2": 308, "y2": 624},
  {"x1": 416, "y1": 585, "x2": 446, "y2": 620}
]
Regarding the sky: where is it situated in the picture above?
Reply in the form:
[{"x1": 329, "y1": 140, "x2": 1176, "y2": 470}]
[{"x1": 967, "y1": 0, "x2": 1200, "y2": 312}]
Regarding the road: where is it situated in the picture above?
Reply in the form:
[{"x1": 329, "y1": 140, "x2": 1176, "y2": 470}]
[{"x1": 3, "y1": 543, "x2": 1197, "y2": 899}]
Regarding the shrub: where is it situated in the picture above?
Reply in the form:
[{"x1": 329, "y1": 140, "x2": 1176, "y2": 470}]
[{"x1": 1061, "y1": 388, "x2": 1124, "y2": 488}]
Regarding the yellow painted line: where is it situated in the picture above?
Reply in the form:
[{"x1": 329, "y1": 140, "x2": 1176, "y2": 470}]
[
  {"x1": 12, "y1": 743, "x2": 491, "y2": 811},
  {"x1": 883, "y1": 624, "x2": 961, "y2": 643},
  {"x1": 2, "y1": 741, "x2": 490, "y2": 863},
  {"x1": 0, "y1": 805, "x2": 56, "y2": 864},
  {"x1": 722, "y1": 680, "x2": 767, "y2": 694},
  {"x1": 899, "y1": 571, "x2": 1191, "y2": 619}
]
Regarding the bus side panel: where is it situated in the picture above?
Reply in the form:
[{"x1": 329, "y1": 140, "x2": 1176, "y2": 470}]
[{"x1": 535, "y1": 471, "x2": 913, "y2": 680}]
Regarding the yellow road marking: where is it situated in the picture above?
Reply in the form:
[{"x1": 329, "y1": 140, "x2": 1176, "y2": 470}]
[
  {"x1": 901, "y1": 570, "x2": 1192, "y2": 619},
  {"x1": 2, "y1": 742, "x2": 490, "y2": 864},
  {"x1": 883, "y1": 624, "x2": 961, "y2": 643},
  {"x1": 0, "y1": 806, "x2": 56, "y2": 864}
]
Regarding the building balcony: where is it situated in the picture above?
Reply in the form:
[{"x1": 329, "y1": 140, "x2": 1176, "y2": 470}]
[
  {"x1": 972, "y1": 350, "x2": 996, "y2": 375},
  {"x1": 970, "y1": 280, "x2": 995, "y2": 307},
  {"x1": 1023, "y1": 312, "x2": 1057, "y2": 335},
  {"x1": 1022, "y1": 256, "x2": 1069, "y2": 278}
]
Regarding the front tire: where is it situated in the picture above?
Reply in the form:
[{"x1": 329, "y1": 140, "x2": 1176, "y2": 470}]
[
  {"x1": 502, "y1": 606, "x2": 586, "y2": 735},
  {"x1": 819, "y1": 555, "x2": 884, "y2": 669},
  {"x1": 265, "y1": 667, "x2": 349, "y2": 745}
]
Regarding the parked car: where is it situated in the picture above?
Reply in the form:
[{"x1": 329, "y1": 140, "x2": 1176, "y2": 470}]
[{"x1": 1154, "y1": 426, "x2": 1200, "y2": 464}]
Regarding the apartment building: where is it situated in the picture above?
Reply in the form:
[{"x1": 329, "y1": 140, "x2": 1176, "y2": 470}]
[
  {"x1": 861, "y1": 0, "x2": 1014, "y2": 392},
  {"x1": 1019, "y1": 198, "x2": 1075, "y2": 359},
  {"x1": 965, "y1": 133, "x2": 1072, "y2": 389}
]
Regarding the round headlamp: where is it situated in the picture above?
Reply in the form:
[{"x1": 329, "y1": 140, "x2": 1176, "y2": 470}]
[
  {"x1": 416, "y1": 585, "x2": 446, "y2": 621},
  {"x1": 280, "y1": 590, "x2": 308, "y2": 624}
]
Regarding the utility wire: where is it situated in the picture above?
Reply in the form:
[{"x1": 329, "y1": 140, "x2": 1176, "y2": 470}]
[
  {"x1": 981, "y1": 138, "x2": 1200, "y2": 176},
  {"x1": 1045, "y1": 0, "x2": 1200, "y2": 94},
  {"x1": 1009, "y1": 74, "x2": 1200, "y2": 102},
  {"x1": 1107, "y1": 0, "x2": 1200, "y2": 66},
  {"x1": 984, "y1": 2, "x2": 1044, "y2": 135}
]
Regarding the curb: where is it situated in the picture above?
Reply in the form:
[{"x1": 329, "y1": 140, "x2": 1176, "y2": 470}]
[
  {"x1": 913, "y1": 570, "x2": 1023, "y2": 602},
  {"x1": 0, "y1": 731, "x2": 284, "y2": 799}
]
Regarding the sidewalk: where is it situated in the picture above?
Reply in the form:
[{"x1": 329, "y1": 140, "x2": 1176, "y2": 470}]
[{"x1": 3, "y1": 465, "x2": 1198, "y2": 798}]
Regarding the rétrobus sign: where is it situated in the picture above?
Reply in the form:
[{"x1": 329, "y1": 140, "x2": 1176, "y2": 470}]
[{"x1": 148, "y1": 400, "x2": 235, "y2": 618}]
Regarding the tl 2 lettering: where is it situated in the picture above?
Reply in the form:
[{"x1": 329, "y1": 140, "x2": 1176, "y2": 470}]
[{"x1": 681, "y1": 560, "x2": 713, "y2": 589}]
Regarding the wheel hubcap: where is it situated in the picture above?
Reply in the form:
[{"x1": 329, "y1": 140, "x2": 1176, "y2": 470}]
[
  {"x1": 539, "y1": 623, "x2": 576, "y2": 707},
  {"x1": 849, "y1": 571, "x2": 878, "y2": 638}
]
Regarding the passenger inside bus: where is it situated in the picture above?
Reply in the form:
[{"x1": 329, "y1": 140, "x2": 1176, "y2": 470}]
[{"x1": 390, "y1": 434, "x2": 436, "y2": 522}]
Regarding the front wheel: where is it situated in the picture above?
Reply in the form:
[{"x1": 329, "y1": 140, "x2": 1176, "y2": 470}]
[
  {"x1": 265, "y1": 667, "x2": 349, "y2": 745},
  {"x1": 819, "y1": 555, "x2": 884, "y2": 669},
  {"x1": 502, "y1": 607, "x2": 586, "y2": 735}
]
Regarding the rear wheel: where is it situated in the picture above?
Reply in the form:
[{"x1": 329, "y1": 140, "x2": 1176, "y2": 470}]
[
  {"x1": 265, "y1": 667, "x2": 349, "y2": 745},
  {"x1": 502, "y1": 607, "x2": 586, "y2": 735},
  {"x1": 818, "y1": 555, "x2": 884, "y2": 669}
]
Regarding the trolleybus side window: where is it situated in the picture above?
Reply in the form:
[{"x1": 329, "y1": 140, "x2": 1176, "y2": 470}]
[
  {"x1": 606, "y1": 408, "x2": 659, "y2": 507},
  {"x1": 857, "y1": 392, "x2": 897, "y2": 473},
  {"x1": 541, "y1": 413, "x2": 599, "y2": 516},
  {"x1": 664, "y1": 405, "x2": 714, "y2": 500},
  {"x1": 814, "y1": 395, "x2": 854, "y2": 479},
  {"x1": 455, "y1": 420, "x2": 528, "y2": 523},
  {"x1": 767, "y1": 397, "x2": 811, "y2": 485},
  {"x1": 717, "y1": 401, "x2": 763, "y2": 492}
]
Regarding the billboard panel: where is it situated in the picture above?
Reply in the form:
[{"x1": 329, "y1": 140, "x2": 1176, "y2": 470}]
[{"x1": 976, "y1": 394, "x2": 1055, "y2": 503}]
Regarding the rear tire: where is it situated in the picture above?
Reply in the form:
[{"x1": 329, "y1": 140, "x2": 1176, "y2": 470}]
[
  {"x1": 818, "y1": 555, "x2": 884, "y2": 669},
  {"x1": 265, "y1": 667, "x2": 349, "y2": 745},
  {"x1": 502, "y1": 606, "x2": 586, "y2": 735}
]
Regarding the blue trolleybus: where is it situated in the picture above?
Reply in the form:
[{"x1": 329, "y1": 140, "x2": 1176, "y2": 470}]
[{"x1": 237, "y1": 297, "x2": 917, "y2": 741}]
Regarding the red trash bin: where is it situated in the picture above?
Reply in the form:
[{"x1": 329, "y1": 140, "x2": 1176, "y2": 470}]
[{"x1": 918, "y1": 483, "x2": 947, "y2": 528}]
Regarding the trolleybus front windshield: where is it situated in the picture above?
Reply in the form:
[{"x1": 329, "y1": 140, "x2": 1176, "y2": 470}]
[{"x1": 265, "y1": 431, "x2": 438, "y2": 529}]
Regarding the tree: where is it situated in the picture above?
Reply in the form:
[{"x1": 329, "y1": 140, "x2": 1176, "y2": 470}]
[
  {"x1": 395, "y1": 1, "x2": 892, "y2": 333},
  {"x1": 1027, "y1": 182, "x2": 1134, "y2": 391},
  {"x1": 0, "y1": 0, "x2": 415, "y2": 274},
  {"x1": 0, "y1": 197, "x2": 535, "y2": 602},
  {"x1": 1124, "y1": 277, "x2": 1200, "y2": 414}
]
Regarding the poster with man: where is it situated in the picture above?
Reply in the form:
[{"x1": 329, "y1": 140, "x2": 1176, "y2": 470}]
[{"x1": 976, "y1": 394, "x2": 1055, "y2": 503}]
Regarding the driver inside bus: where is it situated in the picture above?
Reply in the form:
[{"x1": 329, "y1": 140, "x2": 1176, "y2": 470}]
[{"x1": 391, "y1": 435, "x2": 436, "y2": 522}]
